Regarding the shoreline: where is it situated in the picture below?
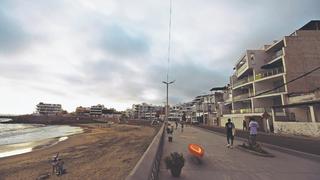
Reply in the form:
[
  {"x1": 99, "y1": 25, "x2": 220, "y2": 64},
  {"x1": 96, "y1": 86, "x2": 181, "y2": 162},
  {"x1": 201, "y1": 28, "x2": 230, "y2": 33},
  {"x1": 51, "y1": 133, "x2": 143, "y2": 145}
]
[
  {"x1": 0, "y1": 123, "x2": 156, "y2": 180},
  {"x1": 0, "y1": 124, "x2": 84, "y2": 158}
]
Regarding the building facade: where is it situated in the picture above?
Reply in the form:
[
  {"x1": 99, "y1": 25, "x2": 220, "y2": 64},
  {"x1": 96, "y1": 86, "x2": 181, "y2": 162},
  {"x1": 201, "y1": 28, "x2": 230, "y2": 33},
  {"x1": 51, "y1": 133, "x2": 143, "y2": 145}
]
[
  {"x1": 36, "y1": 102, "x2": 62, "y2": 115},
  {"x1": 220, "y1": 20, "x2": 320, "y2": 136},
  {"x1": 131, "y1": 103, "x2": 163, "y2": 120}
]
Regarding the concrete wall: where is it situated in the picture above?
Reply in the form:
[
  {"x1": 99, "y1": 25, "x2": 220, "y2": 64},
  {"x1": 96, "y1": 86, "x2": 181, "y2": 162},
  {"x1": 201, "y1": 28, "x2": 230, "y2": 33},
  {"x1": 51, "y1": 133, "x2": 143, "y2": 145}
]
[
  {"x1": 284, "y1": 30, "x2": 320, "y2": 94},
  {"x1": 220, "y1": 116, "x2": 244, "y2": 129},
  {"x1": 274, "y1": 121, "x2": 320, "y2": 137}
]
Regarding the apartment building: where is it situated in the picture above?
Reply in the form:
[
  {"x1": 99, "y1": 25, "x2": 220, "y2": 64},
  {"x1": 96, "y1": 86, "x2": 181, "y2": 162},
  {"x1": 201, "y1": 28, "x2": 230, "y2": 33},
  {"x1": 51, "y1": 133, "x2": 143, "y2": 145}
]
[
  {"x1": 36, "y1": 102, "x2": 62, "y2": 115},
  {"x1": 90, "y1": 104, "x2": 104, "y2": 116},
  {"x1": 132, "y1": 103, "x2": 163, "y2": 120},
  {"x1": 222, "y1": 20, "x2": 320, "y2": 136},
  {"x1": 189, "y1": 92, "x2": 224, "y2": 125}
]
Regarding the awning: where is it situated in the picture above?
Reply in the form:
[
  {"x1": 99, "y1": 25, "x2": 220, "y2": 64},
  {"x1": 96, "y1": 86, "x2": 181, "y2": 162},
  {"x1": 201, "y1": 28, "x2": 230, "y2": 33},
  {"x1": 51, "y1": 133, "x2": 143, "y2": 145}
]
[{"x1": 210, "y1": 86, "x2": 227, "y2": 91}]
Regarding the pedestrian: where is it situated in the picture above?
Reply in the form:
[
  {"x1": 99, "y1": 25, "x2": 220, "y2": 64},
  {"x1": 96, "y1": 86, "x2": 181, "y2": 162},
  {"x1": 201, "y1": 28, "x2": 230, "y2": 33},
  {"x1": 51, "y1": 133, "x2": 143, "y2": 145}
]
[
  {"x1": 243, "y1": 120, "x2": 247, "y2": 131},
  {"x1": 248, "y1": 118, "x2": 259, "y2": 147},
  {"x1": 225, "y1": 119, "x2": 235, "y2": 148},
  {"x1": 182, "y1": 112, "x2": 186, "y2": 123},
  {"x1": 181, "y1": 121, "x2": 184, "y2": 132},
  {"x1": 51, "y1": 153, "x2": 59, "y2": 174},
  {"x1": 175, "y1": 120, "x2": 178, "y2": 129}
]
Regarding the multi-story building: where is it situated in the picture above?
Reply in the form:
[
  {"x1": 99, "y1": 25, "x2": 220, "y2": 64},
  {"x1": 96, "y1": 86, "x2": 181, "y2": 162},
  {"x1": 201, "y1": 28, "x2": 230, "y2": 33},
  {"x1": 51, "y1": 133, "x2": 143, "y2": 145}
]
[
  {"x1": 188, "y1": 92, "x2": 223, "y2": 125},
  {"x1": 36, "y1": 102, "x2": 62, "y2": 115},
  {"x1": 132, "y1": 103, "x2": 163, "y2": 120},
  {"x1": 90, "y1": 104, "x2": 104, "y2": 116},
  {"x1": 222, "y1": 20, "x2": 320, "y2": 135},
  {"x1": 75, "y1": 106, "x2": 91, "y2": 116}
]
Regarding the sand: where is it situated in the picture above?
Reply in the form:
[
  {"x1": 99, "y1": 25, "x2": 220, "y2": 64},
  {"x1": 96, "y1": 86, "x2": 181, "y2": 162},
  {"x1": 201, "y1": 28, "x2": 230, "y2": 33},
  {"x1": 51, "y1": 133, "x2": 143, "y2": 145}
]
[{"x1": 0, "y1": 123, "x2": 156, "y2": 180}]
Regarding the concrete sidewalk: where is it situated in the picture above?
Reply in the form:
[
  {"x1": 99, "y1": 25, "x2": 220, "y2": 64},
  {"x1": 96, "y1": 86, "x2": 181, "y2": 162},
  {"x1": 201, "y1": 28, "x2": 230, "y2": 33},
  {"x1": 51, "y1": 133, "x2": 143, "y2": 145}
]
[{"x1": 159, "y1": 126, "x2": 320, "y2": 180}]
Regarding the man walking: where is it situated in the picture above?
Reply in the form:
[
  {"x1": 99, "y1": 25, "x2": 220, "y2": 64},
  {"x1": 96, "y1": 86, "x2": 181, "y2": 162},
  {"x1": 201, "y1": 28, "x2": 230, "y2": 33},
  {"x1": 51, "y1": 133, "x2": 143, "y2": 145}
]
[
  {"x1": 243, "y1": 120, "x2": 247, "y2": 131},
  {"x1": 248, "y1": 118, "x2": 259, "y2": 146},
  {"x1": 225, "y1": 119, "x2": 235, "y2": 148}
]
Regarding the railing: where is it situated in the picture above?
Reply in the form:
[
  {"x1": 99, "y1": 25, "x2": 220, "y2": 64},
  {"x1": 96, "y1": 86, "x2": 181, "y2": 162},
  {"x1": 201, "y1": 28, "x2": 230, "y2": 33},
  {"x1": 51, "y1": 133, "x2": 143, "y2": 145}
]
[
  {"x1": 126, "y1": 124, "x2": 165, "y2": 180},
  {"x1": 255, "y1": 87, "x2": 286, "y2": 97},
  {"x1": 253, "y1": 108, "x2": 272, "y2": 113},
  {"x1": 232, "y1": 108, "x2": 252, "y2": 114},
  {"x1": 255, "y1": 67, "x2": 284, "y2": 80},
  {"x1": 233, "y1": 76, "x2": 254, "y2": 88},
  {"x1": 233, "y1": 92, "x2": 252, "y2": 101}
]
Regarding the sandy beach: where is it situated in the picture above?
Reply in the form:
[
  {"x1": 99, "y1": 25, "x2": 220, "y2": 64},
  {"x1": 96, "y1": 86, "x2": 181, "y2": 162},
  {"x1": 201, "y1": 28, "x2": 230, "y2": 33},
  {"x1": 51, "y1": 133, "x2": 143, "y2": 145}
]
[{"x1": 0, "y1": 123, "x2": 156, "y2": 180}]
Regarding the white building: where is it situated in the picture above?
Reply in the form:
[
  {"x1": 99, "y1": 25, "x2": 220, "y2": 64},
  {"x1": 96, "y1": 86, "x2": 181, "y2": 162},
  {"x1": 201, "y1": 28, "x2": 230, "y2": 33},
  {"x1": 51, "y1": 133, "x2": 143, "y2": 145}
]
[
  {"x1": 132, "y1": 103, "x2": 163, "y2": 120},
  {"x1": 90, "y1": 104, "x2": 104, "y2": 116},
  {"x1": 36, "y1": 102, "x2": 62, "y2": 115}
]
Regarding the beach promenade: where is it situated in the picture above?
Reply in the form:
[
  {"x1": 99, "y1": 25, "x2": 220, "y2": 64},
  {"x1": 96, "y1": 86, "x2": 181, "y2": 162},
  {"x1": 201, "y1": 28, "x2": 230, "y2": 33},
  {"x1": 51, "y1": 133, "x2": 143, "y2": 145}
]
[{"x1": 159, "y1": 126, "x2": 320, "y2": 180}]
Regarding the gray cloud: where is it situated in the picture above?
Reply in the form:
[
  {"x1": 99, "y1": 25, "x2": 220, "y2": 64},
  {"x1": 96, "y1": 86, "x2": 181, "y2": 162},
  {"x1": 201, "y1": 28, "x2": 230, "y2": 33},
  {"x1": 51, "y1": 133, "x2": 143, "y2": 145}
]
[
  {"x1": 0, "y1": 11, "x2": 30, "y2": 54},
  {"x1": 99, "y1": 24, "x2": 151, "y2": 57}
]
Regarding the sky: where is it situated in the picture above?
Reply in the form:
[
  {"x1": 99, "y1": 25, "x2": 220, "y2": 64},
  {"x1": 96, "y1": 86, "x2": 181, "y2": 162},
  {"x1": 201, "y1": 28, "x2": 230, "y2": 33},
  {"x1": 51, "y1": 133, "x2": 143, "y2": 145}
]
[{"x1": 0, "y1": 0, "x2": 320, "y2": 114}]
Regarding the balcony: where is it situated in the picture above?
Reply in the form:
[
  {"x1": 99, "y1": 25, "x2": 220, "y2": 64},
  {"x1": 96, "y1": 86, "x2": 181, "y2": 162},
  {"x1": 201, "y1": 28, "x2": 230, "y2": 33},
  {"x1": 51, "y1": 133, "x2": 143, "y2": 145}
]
[
  {"x1": 255, "y1": 87, "x2": 286, "y2": 97},
  {"x1": 255, "y1": 67, "x2": 284, "y2": 81},
  {"x1": 233, "y1": 92, "x2": 252, "y2": 101},
  {"x1": 236, "y1": 62, "x2": 248, "y2": 77},
  {"x1": 269, "y1": 50, "x2": 283, "y2": 62},
  {"x1": 253, "y1": 108, "x2": 272, "y2": 113},
  {"x1": 233, "y1": 76, "x2": 254, "y2": 88},
  {"x1": 232, "y1": 108, "x2": 252, "y2": 114}
]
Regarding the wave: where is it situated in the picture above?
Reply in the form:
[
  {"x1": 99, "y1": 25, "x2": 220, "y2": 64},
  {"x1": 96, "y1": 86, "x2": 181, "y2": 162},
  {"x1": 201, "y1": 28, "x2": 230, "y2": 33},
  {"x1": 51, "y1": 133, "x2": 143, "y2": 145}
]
[{"x1": 0, "y1": 124, "x2": 83, "y2": 146}]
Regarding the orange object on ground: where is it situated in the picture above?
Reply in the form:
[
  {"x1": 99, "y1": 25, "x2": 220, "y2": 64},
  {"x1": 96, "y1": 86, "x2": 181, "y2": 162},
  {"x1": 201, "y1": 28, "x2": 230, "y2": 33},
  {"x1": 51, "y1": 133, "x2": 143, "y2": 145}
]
[{"x1": 188, "y1": 144, "x2": 204, "y2": 158}]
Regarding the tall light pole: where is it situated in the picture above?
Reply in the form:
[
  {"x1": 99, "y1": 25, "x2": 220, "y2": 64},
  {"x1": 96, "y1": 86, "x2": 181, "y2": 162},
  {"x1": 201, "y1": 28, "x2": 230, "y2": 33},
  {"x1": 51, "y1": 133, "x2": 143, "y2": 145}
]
[
  {"x1": 163, "y1": 0, "x2": 174, "y2": 123},
  {"x1": 163, "y1": 80, "x2": 175, "y2": 122}
]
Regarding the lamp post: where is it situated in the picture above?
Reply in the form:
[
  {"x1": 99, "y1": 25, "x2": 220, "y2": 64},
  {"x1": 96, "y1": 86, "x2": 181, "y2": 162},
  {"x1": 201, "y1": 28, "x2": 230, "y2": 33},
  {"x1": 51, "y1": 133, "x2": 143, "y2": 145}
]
[{"x1": 162, "y1": 80, "x2": 175, "y2": 123}]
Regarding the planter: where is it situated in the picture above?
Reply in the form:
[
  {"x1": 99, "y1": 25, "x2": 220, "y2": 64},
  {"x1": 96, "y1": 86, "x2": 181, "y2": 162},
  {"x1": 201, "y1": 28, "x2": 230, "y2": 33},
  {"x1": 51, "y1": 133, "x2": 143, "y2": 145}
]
[
  {"x1": 165, "y1": 152, "x2": 185, "y2": 177},
  {"x1": 170, "y1": 167, "x2": 182, "y2": 177}
]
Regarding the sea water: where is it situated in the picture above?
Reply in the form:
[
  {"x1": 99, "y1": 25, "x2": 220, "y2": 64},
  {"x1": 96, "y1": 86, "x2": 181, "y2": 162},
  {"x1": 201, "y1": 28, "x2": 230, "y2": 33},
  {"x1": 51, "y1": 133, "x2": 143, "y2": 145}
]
[{"x1": 0, "y1": 118, "x2": 83, "y2": 158}]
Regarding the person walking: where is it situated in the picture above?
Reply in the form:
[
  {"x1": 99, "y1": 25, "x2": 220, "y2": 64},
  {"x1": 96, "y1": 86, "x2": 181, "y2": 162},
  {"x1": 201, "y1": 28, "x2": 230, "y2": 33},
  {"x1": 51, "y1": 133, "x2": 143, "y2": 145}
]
[
  {"x1": 248, "y1": 118, "x2": 259, "y2": 146},
  {"x1": 243, "y1": 120, "x2": 247, "y2": 131},
  {"x1": 175, "y1": 120, "x2": 178, "y2": 129},
  {"x1": 181, "y1": 121, "x2": 184, "y2": 132},
  {"x1": 225, "y1": 119, "x2": 235, "y2": 148}
]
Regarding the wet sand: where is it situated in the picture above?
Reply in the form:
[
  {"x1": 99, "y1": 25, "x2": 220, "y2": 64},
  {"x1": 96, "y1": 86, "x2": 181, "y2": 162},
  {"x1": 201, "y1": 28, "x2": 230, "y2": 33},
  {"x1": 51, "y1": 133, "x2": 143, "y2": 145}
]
[{"x1": 0, "y1": 123, "x2": 156, "y2": 180}]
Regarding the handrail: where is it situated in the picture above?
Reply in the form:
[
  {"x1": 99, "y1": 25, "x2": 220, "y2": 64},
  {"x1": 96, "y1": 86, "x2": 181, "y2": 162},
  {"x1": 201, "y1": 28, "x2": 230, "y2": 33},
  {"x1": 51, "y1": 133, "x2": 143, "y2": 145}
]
[
  {"x1": 233, "y1": 76, "x2": 254, "y2": 87},
  {"x1": 255, "y1": 67, "x2": 284, "y2": 80},
  {"x1": 126, "y1": 123, "x2": 165, "y2": 180}
]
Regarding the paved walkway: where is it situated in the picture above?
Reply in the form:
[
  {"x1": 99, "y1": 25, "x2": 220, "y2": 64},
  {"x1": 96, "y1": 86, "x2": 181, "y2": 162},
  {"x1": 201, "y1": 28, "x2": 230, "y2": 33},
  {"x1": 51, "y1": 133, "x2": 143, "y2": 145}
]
[{"x1": 159, "y1": 125, "x2": 320, "y2": 180}]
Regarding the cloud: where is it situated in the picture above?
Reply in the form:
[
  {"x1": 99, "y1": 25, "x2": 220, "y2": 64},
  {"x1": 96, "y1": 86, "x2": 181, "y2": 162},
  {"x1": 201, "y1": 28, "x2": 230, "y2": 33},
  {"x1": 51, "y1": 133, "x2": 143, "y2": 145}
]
[
  {"x1": 0, "y1": 0, "x2": 320, "y2": 114},
  {"x1": 0, "y1": 11, "x2": 30, "y2": 54},
  {"x1": 98, "y1": 24, "x2": 151, "y2": 57}
]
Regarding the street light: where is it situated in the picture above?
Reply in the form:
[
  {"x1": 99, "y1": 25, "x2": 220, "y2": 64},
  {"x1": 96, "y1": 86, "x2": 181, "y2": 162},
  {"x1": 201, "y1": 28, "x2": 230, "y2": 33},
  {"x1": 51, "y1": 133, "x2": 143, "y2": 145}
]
[{"x1": 162, "y1": 80, "x2": 175, "y2": 123}]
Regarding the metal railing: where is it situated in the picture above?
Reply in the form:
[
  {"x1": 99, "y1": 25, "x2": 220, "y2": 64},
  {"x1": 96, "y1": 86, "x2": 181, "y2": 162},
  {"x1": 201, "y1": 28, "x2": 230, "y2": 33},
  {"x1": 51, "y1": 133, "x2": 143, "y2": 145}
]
[
  {"x1": 255, "y1": 87, "x2": 286, "y2": 96},
  {"x1": 126, "y1": 124, "x2": 165, "y2": 180},
  {"x1": 255, "y1": 67, "x2": 284, "y2": 80},
  {"x1": 233, "y1": 76, "x2": 254, "y2": 87},
  {"x1": 232, "y1": 108, "x2": 252, "y2": 114}
]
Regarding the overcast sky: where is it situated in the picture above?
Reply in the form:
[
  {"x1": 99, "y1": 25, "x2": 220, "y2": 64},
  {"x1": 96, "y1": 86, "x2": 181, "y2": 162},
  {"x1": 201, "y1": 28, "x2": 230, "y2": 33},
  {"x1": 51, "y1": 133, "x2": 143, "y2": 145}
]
[{"x1": 1, "y1": 0, "x2": 320, "y2": 114}]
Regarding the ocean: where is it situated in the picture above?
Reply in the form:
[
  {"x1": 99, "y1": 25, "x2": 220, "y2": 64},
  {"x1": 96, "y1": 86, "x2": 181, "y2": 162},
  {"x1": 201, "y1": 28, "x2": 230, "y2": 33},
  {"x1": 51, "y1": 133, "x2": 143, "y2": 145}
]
[{"x1": 0, "y1": 118, "x2": 83, "y2": 158}]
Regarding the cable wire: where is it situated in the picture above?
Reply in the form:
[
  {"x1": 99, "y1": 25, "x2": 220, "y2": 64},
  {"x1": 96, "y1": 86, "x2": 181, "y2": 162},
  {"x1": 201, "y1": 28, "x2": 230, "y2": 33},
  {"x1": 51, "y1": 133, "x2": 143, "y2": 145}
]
[
  {"x1": 166, "y1": 0, "x2": 173, "y2": 82},
  {"x1": 252, "y1": 65, "x2": 320, "y2": 97}
]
